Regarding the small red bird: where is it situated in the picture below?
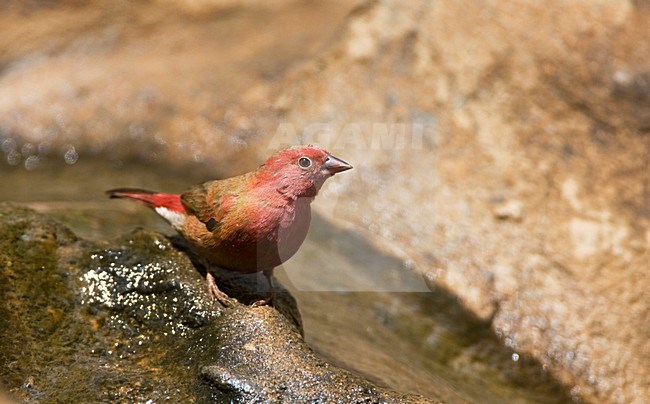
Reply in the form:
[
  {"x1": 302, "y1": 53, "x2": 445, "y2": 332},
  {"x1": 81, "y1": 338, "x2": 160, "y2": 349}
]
[{"x1": 107, "y1": 145, "x2": 352, "y2": 306}]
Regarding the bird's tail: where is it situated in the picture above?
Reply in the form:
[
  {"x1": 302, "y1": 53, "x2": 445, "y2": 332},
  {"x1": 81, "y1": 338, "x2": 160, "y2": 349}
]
[{"x1": 106, "y1": 188, "x2": 186, "y2": 213}]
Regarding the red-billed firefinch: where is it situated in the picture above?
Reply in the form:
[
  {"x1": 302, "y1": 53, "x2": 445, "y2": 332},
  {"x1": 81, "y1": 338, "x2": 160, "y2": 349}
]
[{"x1": 107, "y1": 145, "x2": 352, "y2": 306}]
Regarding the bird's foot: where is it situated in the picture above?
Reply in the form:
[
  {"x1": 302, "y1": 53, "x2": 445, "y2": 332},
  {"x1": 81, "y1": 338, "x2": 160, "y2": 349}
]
[
  {"x1": 251, "y1": 289, "x2": 276, "y2": 307},
  {"x1": 251, "y1": 296, "x2": 275, "y2": 307},
  {"x1": 206, "y1": 272, "x2": 234, "y2": 307},
  {"x1": 251, "y1": 268, "x2": 276, "y2": 307},
  {"x1": 251, "y1": 295, "x2": 274, "y2": 307}
]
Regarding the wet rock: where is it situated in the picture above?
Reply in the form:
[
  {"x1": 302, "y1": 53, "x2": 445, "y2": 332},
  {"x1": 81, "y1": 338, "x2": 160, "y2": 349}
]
[
  {"x1": 0, "y1": 203, "x2": 434, "y2": 402},
  {"x1": 202, "y1": 306, "x2": 432, "y2": 403}
]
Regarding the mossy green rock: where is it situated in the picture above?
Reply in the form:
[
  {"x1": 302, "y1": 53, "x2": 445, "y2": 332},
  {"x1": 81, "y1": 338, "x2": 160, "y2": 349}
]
[{"x1": 0, "y1": 203, "x2": 434, "y2": 403}]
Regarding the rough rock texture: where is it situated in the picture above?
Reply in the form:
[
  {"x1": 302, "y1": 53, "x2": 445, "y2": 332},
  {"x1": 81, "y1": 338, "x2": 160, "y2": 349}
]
[
  {"x1": 0, "y1": 203, "x2": 434, "y2": 402},
  {"x1": 202, "y1": 306, "x2": 432, "y2": 403}
]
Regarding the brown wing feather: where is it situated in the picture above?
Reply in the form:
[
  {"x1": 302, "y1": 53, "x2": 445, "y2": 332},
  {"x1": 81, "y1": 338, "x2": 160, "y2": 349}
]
[
  {"x1": 180, "y1": 173, "x2": 252, "y2": 232},
  {"x1": 181, "y1": 182, "x2": 217, "y2": 224}
]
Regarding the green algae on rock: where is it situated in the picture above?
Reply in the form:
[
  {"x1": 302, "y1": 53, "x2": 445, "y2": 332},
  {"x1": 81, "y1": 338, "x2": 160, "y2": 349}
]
[
  {"x1": 0, "y1": 203, "x2": 437, "y2": 402},
  {"x1": 0, "y1": 203, "x2": 222, "y2": 401}
]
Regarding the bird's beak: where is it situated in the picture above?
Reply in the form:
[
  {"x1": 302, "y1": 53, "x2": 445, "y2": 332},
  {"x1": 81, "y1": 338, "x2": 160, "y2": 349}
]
[{"x1": 323, "y1": 154, "x2": 353, "y2": 175}]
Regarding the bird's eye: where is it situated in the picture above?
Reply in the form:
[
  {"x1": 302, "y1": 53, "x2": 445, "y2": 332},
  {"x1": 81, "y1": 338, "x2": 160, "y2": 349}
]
[{"x1": 298, "y1": 157, "x2": 312, "y2": 169}]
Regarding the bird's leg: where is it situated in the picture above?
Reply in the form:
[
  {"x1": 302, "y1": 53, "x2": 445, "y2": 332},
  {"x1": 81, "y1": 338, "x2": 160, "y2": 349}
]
[
  {"x1": 199, "y1": 257, "x2": 234, "y2": 307},
  {"x1": 251, "y1": 267, "x2": 276, "y2": 307},
  {"x1": 205, "y1": 271, "x2": 233, "y2": 307}
]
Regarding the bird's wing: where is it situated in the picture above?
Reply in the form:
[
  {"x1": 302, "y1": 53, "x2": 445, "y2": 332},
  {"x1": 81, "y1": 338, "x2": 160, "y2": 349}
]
[{"x1": 180, "y1": 175, "x2": 247, "y2": 232}]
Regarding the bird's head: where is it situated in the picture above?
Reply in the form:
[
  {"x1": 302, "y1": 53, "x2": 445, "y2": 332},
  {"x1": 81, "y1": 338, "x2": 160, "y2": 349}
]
[{"x1": 256, "y1": 145, "x2": 352, "y2": 200}]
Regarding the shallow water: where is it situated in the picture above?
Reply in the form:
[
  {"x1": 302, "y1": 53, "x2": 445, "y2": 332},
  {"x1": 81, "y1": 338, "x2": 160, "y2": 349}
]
[{"x1": 1, "y1": 159, "x2": 572, "y2": 402}]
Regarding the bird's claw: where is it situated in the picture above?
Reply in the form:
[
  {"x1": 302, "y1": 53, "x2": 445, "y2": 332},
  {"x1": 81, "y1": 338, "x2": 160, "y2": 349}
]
[
  {"x1": 251, "y1": 291, "x2": 275, "y2": 307},
  {"x1": 251, "y1": 298, "x2": 271, "y2": 307},
  {"x1": 206, "y1": 272, "x2": 234, "y2": 307},
  {"x1": 209, "y1": 285, "x2": 235, "y2": 307}
]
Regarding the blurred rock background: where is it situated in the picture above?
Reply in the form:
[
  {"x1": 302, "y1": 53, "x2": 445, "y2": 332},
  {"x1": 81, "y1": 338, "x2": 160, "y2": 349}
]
[{"x1": 1, "y1": 0, "x2": 648, "y2": 403}]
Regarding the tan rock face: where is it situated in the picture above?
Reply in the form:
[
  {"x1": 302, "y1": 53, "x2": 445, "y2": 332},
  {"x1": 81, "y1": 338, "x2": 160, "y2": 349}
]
[
  {"x1": 267, "y1": 1, "x2": 650, "y2": 402},
  {"x1": 1, "y1": 0, "x2": 648, "y2": 402}
]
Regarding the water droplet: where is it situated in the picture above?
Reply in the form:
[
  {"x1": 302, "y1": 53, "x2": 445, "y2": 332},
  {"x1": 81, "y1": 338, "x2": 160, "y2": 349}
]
[
  {"x1": 21, "y1": 143, "x2": 35, "y2": 156},
  {"x1": 512, "y1": 352, "x2": 520, "y2": 362},
  {"x1": 64, "y1": 147, "x2": 78, "y2": 165},
  {"x1": 7, "y1": 150, "x2": 21, "y2": 166},
  {"x1": 24, "y1": 155, "x2": 41, "y2": 170},
  {"x1": 2, "y1": 138, "x2": 16, "y2": 153}
]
